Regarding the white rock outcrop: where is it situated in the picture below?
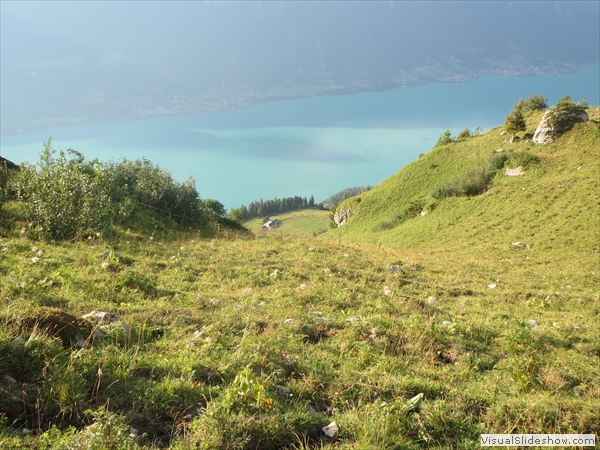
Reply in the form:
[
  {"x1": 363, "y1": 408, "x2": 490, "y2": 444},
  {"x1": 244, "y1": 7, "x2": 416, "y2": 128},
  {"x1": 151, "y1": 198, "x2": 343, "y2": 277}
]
[
  {"x1": 333, "y1": 207, "x2": 354, "y2": 227},
  {"x1": 533, "y1": 104, "x2": 589, "y2": 144}
]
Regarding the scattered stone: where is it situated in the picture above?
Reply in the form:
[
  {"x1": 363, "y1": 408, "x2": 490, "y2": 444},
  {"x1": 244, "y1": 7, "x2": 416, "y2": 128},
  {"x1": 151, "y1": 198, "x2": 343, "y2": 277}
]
[
  {"x1": 387, "y1": 266, "x2": 400, "y2": 272},
  {"x1": 420, "y1": 210, "x2": 428, "y2": 216},
  {"x1": 22, "y1": 428, "x2": 32, "y2": 436},
  {"x1": 528, "y1": 319, "x2": 538, "y2": 327},
  {"x1": 4, "y1": 374, "x2": 17, "y2": 384},
  {"x1": 191, "y1": 330, "x2": 203, "y2": 340},
  {"x1": 512, "y1": 242, "x2": 521, "y2": 247},
  {"x1": 82, "y1": 311, "x2": 121, "y2": 323},
  {"x1": 442, "y1": 320, "x2": 452, "y2": 326},
  {"x1": 488, "y1": 283, "x2": 497, "y2": 289},
  {"x1": 323, "y1": 268, "x2": 331, "y2": 274},
  {"x1": 100, "y1": 250, "x2": 123, "y2": 260},
  {"x1": 427, "y1": 296, "x2": 436, "y2": 305},
  {"x1": 299, "y1": 283, "x2": 307, "y2": 290},
  {"x1": 308, "y1": 247, "x2": 315, "y2": 251},
  {"x1": 306, "y1": 405, "x2": 318, "y2": 416},
  {"x1": 82, "y1": 311, "x2": 130, "y2": 332},
  {"x1": 369, "y1": 327, "x2": 379, "y2": 339},
  {"x1": 383, "y1": 286, "x2": 392, "y2": 296},
  {"x1": 500, "y1": 131, "x2": 507, "y2": 136},
  {"x1": 10, "y1": 337, "x2": 26, "y2": 347},
  {"x1": 234, "y1": 305, "x2": 242, "y2": 311},
  {"x1": 495, "y1": 148, "x2": 504, "y2": 152},
  {"x1": 321, "y1": 422, "x2": 340, "y2": 438},
  {"x1": 276, "y1": 386, "x2": 293, "y2": 397},
  {"x1": 129, "y1": 427, "x2": 139, "y2": 438},
  {"x1": 402, "y1": 393, "x2": 424, "y2": 412},
  {"x1": 283, "y1": 319, "x2": 293, "y2": 324},
  {"x1": 343, "y1": 253, "x2": 349, "y2": 258},
  {"x1": 505, "y1": 166, "x2": 525, "y2": 176}
]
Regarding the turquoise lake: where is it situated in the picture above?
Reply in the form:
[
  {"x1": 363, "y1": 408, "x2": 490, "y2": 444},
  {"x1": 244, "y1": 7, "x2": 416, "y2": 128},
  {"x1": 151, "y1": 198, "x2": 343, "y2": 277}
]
[{"x1": 1, "y1": 65, "x2": 598, "y2": 209}]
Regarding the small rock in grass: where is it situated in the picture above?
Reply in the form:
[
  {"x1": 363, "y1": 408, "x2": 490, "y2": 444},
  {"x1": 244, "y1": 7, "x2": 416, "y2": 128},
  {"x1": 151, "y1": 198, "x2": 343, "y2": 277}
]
[
  {"x1": 488, "y1": 283, "x2": 497, "y2": 289},
  {"x1": 442, "y1": 320, "x2": 452, "y2": 326},
  {"x1": 22, "y1": 428, "x2": 32, "y2": 436},
  {"x1": 427, "y1": 296, "x2": 436, "y2": 305},
  {"x1": 528, "y1": 319, "x2": 538, "y2": 327},
  {"x1": 129, "y1": 427, "x2": 139, "y2": 438},
  {"x1": 4, "y1": 374, "x2": 17, "y2": 384},
  {"x1": 512, "y1": 242, "x2": 521, "y2": 247},
  {"x1": 387, "y1": 266, "x2": 400, "y2": 272},
  {"x1": 99, "y1": 250, "x2": 123, "y2": 260},
  {"x1": 234, "y1": 305, "x2": 242, "y2": 311},
  {"x1": 283, "y1": 318, "x2": 293, "y2": 324},
  {"x1": 10, "y1": 337, "x2": 26, "y2": 347},
  {"x1": 276, "y1": 386, "x2": 293, "y2": 397},
  {"x1": 343, "y1": 253, "x2": 349, "y2": 258},
  {"x1": 383, "y1": 286, "x2": 392, "y2": 296},
  {"x1": 403, "y1": 393, "x2": 424, "y2": 412},
  {"x1": 322, "y1": 421, "x2": 339, "y2": 438},
  {"x1": 299, "y1": 283, "x2": 307, "y2": 290}
]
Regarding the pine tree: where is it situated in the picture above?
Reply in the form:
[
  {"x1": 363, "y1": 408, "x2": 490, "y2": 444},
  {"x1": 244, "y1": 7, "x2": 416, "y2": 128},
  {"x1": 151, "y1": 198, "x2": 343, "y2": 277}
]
[{"x1": 504, "y1": 106, "x2": 526, "y2": 141}]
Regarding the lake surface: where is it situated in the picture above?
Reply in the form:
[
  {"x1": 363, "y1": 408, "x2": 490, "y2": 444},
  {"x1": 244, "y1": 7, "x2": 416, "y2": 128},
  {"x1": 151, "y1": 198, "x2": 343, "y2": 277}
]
[{"x1": 1, "y1": 65, "x2": 598, "y2": 209}]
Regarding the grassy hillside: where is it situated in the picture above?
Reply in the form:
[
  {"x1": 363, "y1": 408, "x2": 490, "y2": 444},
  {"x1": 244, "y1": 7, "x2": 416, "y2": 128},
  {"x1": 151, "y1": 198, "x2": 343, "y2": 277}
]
[
  {"x1": 0, "y1": 107, "x2": 599, "y2": 449},
  {"x1": 329, "y1": 107, "x2": 599, "y2": 295}
]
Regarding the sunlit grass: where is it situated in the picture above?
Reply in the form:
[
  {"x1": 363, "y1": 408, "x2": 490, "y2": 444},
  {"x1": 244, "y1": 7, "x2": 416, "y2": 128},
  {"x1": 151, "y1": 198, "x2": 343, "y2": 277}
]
[{"x1": 1, "y1": 108, "x2": 599, "y2": 448}]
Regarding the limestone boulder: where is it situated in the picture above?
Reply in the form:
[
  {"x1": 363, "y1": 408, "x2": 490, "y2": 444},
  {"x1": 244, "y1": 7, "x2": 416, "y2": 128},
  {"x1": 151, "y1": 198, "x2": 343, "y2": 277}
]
[{"x1": 533, "y1": 103, "x2": 589, "y2": 144}]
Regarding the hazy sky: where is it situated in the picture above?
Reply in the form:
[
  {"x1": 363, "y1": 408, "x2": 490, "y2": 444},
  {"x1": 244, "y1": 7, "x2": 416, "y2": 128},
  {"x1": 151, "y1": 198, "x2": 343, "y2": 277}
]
[{"x1": 2, "y1": 1, "x2": 598, "y2": 134}]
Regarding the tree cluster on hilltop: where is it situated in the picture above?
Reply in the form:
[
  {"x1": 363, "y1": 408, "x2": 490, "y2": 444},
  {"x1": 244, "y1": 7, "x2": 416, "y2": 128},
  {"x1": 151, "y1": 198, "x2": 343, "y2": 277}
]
[{"x1": 230, "y1": 195, "x2": 325, "y2": 222}]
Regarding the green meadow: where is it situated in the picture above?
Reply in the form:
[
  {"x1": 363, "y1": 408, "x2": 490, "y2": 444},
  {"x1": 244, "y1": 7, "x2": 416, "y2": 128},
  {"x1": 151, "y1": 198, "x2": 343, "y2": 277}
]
[{"x1": 0, "y1": 105, "x2": 598, "y2": 449}]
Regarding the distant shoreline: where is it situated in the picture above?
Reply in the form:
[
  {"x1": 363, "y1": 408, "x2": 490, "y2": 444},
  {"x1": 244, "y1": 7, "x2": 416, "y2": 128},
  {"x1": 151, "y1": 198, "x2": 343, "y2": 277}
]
[{"x1": 0, "y1": 63, "x2": 587, "y2": 137}]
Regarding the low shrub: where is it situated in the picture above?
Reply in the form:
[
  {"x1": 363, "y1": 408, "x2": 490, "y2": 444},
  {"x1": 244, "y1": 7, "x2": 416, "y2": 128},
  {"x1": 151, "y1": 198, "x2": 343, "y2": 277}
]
[
  {"x1": 431, "y1": 168, "x2": 494, "y2": 199},
  {"x1": 14, "y1": 139, "x2": 111, "y2": 240}
]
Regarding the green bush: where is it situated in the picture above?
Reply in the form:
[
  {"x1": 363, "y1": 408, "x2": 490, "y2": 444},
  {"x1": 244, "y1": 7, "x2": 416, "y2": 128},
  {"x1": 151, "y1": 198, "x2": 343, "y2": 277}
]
[
  {"x1": 431, "y1": 169, "x2": 494, "y2": 199},
  {"x1": 106, "y1": 158, "x2": 203, "y2": 225},
  {"x1": 507, "y1": 151, "x2": 541, "y2": 169},
  {"x1": 486, "y1": 152, "x2": 510, "y2": 171},
  {"x1": 14, "y1": 139, "x2": 111, "y2": 240},
  {"x1": 521, "y1": 94, "x2": 548, "y2": 111}
]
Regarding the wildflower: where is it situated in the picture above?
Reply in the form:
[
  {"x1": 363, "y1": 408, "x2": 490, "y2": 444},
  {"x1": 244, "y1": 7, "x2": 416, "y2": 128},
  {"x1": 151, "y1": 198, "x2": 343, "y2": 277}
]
[
  {"x1": 383, "y1": 286, "x2": 392, "y2": 296},
  {"x1": 31, "y1": 257, "x2": 39, "y2": 263},
  {"x1": 149, "y1": 236, "x2": 154, "y2": 241},
  {"x1": 31, "y1": 247, "x2": 38, "y2": 253},
  {"x1": 101, "y1": 262, "x2": 109, "y2": 269},
  {"x1": 299, "y1": 283, "x2": 307, "y2": 290},
  {"x1": 37, "y1": 250, "x2": 44, "y2": 256}
]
